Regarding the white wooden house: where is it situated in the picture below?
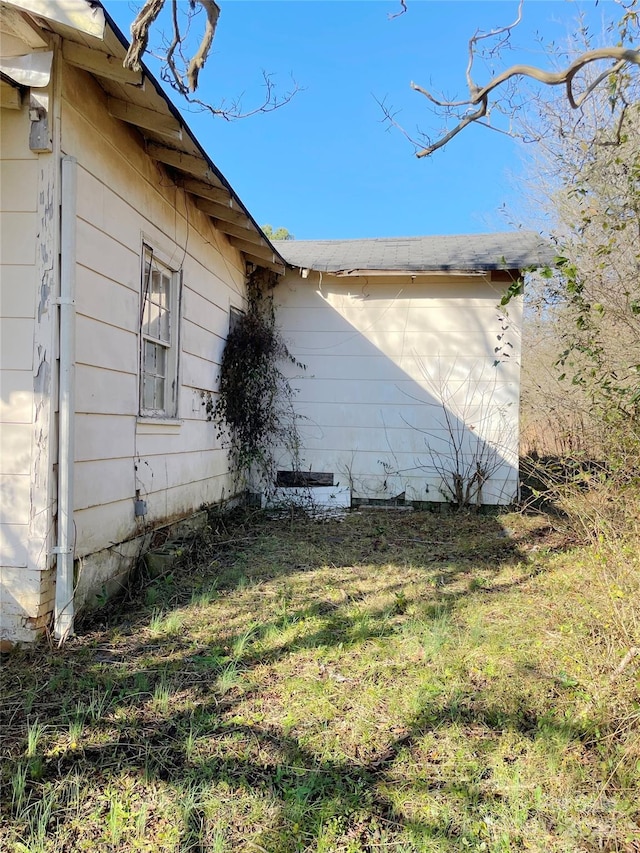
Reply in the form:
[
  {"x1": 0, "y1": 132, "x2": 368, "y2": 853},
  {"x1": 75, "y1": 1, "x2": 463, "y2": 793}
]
[
  {"x1": 272, "y1": 234, "x2": 548, "y2": 509},
  {"x1": 0, "y1": 1, "x2": 548, "y2": 647},
  {"x1": 0, "y1": 0, "x2": 285, "y2": 646}
]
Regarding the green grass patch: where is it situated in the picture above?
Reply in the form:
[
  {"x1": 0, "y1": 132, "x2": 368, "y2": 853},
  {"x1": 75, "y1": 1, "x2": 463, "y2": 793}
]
[{"x1": 1, "y1": 508, "x2": 639, "y2": 851}]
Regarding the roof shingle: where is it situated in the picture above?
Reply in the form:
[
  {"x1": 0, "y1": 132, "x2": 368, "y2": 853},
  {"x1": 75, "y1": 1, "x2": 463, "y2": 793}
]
[{"x1": 275, "y1": 232, "x2": 553, "y2": 273}]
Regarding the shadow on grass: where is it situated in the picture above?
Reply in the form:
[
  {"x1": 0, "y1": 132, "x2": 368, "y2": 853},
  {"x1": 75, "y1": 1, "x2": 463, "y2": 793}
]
[{"x1": 0, "y1": 509, "x2": 605, "y2": 851}]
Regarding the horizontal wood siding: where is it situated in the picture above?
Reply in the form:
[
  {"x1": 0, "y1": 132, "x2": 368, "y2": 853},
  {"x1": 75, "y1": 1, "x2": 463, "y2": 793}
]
[
  {"x1": 275, "y1": 271, "x2": 522, "y2": 505},
  {"x1": 61, "y1": 61, "x2": 246, "y2": 559},
  {"x1": 0, "y1": 101, "x2": 42, "y2": 598}
]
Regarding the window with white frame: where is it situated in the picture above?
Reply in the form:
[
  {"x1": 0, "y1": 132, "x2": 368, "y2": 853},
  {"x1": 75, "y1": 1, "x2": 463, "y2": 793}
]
[{"x1": 140, "y1": 245, "x2": 181, "y2": 417}]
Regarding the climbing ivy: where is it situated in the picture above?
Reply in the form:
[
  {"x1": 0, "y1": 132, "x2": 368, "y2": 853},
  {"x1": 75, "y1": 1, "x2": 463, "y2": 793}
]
[{"x1": 213, "y1": 267, "x2": 304, "y2": 490}]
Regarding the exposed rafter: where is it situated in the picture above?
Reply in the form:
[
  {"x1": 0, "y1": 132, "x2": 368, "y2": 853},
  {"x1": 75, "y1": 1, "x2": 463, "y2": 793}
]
[
  {"x1": 180, "y1": 177, "x2": 230, "y2": 205},
  {"x1": 211, "y1": 219, "x2": 266, "y2": 245},
  {"x1": 107, "y1": 96, "x2": 182, "y2": 140},
  {"x1": 195, "y1": 197, "x2": 248, "y2": 225},
  {"x1": 62, "y1": 41, "x2": 142, "y2": 85},
  {"x1": 227, "y1": 235, "x2": 278, "y2": 264},
  {"x1": 146, "y1": 142, "x2": 223, "y2": 185},
  {"x1": 242, "y1": 250, "x2": 285, "y2": 275}
]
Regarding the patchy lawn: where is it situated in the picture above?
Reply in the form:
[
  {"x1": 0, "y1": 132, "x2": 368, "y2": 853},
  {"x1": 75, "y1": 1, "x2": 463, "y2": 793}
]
[{"x1": 1, "y1": 508, "x2": 639, "y2": 852}]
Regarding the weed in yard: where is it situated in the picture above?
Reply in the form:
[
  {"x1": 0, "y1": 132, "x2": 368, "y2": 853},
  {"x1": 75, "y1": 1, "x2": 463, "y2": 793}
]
[
  {"x1": 232, "y1": 623, "x2": 257, "y2": 660},
  {"x1": 85, "y1": 686, "x2": 113, "y2": 722},
  {"x1": 25, "y1": 719, "x2": 44, "y2": 758},
  {"x1": 107, "y1": 795, "x2": 125, "y2": 847},
  {"x1": 190, "y1": 586, "x2": 219, "y2": 608},
  {"x1": 15, "y1": 788, "x2": 56, "y2": 853},
  {"x1": 135, "y1": 801, "x2": 149, "y2": 838},
  {"x1": 216, "y1": 662, "x2": 241, "y2": 695},
  {"x1": 68, "y1": 715, "x2": 83, "y2": 750},
  {"x1": 11, "y1": 762, "x2": 27, "y2": 815},
  {"x1": 149, "y1": 607, "x2": 183, "y2": 637},
  {"x1": 152, "y1": 676, "x2": 171, "y2": 713},
  {"x1": 209, "y1": 827, "x2": 227, "y2": 852}
]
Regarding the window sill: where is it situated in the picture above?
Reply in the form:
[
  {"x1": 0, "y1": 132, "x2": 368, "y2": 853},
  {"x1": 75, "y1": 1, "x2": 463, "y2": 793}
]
[{"x1": 136, "y1": 417, "x2": 183, "y2": 434}]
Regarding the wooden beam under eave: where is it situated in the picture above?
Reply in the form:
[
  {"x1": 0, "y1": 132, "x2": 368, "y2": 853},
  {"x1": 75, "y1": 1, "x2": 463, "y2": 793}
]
[
  {"x1": 181, "y1": 177, "x2": 230, "y2": 205},
  {"x1": 228, "y1": 235, "x2": 278, "y2": 264},
  {"x1": 195, "y1": 197, "x2": 248, "y2": 225},
  {"x1": 107, "y1": 97, "x2": 182, "y2": 141},
  {"x1": 147, "y1": 142, "x2": 223, "y2": 185},
  {"x1": 62, "y1": 42, "x2": 142, "y2": 85},
  {"x1": 211, "y1": 218, "x2": 266, "y2": 245},
  {"x1": 0, "y1": 79, "x2": 22, "y2": 109},
  {"x1": 242, "y1": 250, "x2": 285, "y2": 275}
]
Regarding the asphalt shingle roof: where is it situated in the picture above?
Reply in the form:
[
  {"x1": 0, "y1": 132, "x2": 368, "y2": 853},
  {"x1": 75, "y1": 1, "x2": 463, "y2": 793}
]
[{"x1": 274, "y1": 231, "x2": 553, "y2": 273}]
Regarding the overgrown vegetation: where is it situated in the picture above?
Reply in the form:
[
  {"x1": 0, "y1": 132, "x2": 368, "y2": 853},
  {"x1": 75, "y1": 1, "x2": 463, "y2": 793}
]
[
  {"x1": 1, "y1": 508, "x2": 638, "y2": 852},
  {"x1": 514, "y1": 7, "x2": 640, "y2": 552},
  {"x1": 213, "y1": 267, "x2": 303, "y2": 491}
]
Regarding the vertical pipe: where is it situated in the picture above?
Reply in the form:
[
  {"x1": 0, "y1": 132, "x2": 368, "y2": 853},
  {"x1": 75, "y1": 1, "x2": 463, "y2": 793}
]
[{"x1": 53, "y1": 155, "x2": 77, "y2": 642}]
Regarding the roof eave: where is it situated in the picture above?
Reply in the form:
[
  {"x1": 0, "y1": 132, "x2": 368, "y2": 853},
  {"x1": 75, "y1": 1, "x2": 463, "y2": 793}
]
[
  {"x1": 1, "y1": 0, "x2": 286, "y2": 275},
  {"x1": 287, "y1": 265, "x2": 524, "y2": 278}
]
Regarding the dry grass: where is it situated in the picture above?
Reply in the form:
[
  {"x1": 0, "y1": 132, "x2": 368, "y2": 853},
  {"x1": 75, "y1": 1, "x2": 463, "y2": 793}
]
[{"x1": 1, "y1": 507, "x2": 638, "y2": 852}]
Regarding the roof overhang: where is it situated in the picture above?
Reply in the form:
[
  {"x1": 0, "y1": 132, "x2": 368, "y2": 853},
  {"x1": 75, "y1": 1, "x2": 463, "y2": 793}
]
[
  {"x1": 298, "y1": 267, "x2": 522, "y2": 278},
  {"x1": 0, "y1": 0, "x2": 286, "y2": 275}
]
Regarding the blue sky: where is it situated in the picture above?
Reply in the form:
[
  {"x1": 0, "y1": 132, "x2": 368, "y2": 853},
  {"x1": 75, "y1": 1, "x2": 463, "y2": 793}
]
[{"x1": 107, "y1": 1, "x2": 619, "y2": 238}]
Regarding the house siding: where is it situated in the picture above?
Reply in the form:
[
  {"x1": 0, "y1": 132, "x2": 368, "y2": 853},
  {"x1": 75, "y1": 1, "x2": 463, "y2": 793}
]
[
  {"x1": 275, "y1": 271, "x2": 522, "y2": 505},
  {"x1": 0, "y1": 90, "x2": 57, "y2": 644},
  {"x1": 1, "y1": 36, "x2": 251, "y2": 643},
  {"x1": 58, "y1": 61, "x2": 246, "y2": 606}
]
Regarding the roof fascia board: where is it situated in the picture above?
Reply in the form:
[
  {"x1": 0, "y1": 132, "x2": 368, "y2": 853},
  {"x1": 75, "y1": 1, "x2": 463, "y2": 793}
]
[
  {"x1": 319, "y1": 268, "x2": 493, "y2": 278},
  {"x1": 4, "y1": 0, "x2": 105, "y2": 38}
]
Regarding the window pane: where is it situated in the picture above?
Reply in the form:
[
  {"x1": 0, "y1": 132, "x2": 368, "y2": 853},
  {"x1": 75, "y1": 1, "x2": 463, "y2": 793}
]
[
  {"x1": 144, "y1": 340, "x2": 155, "y2": 370},
  {"x1": 159, "y1": 307, "x2": 169, "y2": 342},
  {"x1": 140, "y1": 249, "x2": 177, "y2": 416},
  {"x1": 154, "y1": 377, "x2": 165, "y2": 410},
  {"x1": 155, "y1": 344, "x2": 166, "y2": 379},
  {"x1": 142, "y1": 374, "x2": 155, "y2": 410}
]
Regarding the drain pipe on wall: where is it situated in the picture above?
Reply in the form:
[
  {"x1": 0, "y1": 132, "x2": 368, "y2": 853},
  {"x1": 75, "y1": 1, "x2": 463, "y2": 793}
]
[{"x1": 53, "y1": 155, "x2": 77, "y2": 642}]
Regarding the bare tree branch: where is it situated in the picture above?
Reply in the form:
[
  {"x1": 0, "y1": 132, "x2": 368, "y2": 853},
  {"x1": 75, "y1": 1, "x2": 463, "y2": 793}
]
[
  {"x1": 187, "y1": 0, "x2": 219, "y2": 92},
  {"x1": 124, "y1": 0, "x2": 298, "y2": 120},
  {"x1": 412, "y1": 47, "x2": 640, "y2": 157},
  {"x1": 124, "y1": 0, "x2": 165, "y2": 73},
  {"x1": 388, "y1": 0, "x2": 407, "y2": 22},
  {"x1": 465, "y1": 0, "x2": 524, "y2": 96}
]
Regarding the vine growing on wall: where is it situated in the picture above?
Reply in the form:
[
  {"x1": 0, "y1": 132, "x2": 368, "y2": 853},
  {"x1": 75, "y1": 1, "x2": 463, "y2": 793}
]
[{"x1": 213, "y1": 267, "x2": 304, "y2": 491}]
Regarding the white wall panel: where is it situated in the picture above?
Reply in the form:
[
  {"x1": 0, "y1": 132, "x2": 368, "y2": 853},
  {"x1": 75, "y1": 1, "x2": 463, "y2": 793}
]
[
  {"x1": 76, "y1": 364, "x2": 137, "y2": 415},
  {"x1": 275, "y1": 271, "x2": 522, "y2": 505},
  {"x1": 0, "y1": 212, "x2": 37, "y2": 265},
  {"x1": 0, "y1": 422, "x2": 32, "y2": 475}
]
